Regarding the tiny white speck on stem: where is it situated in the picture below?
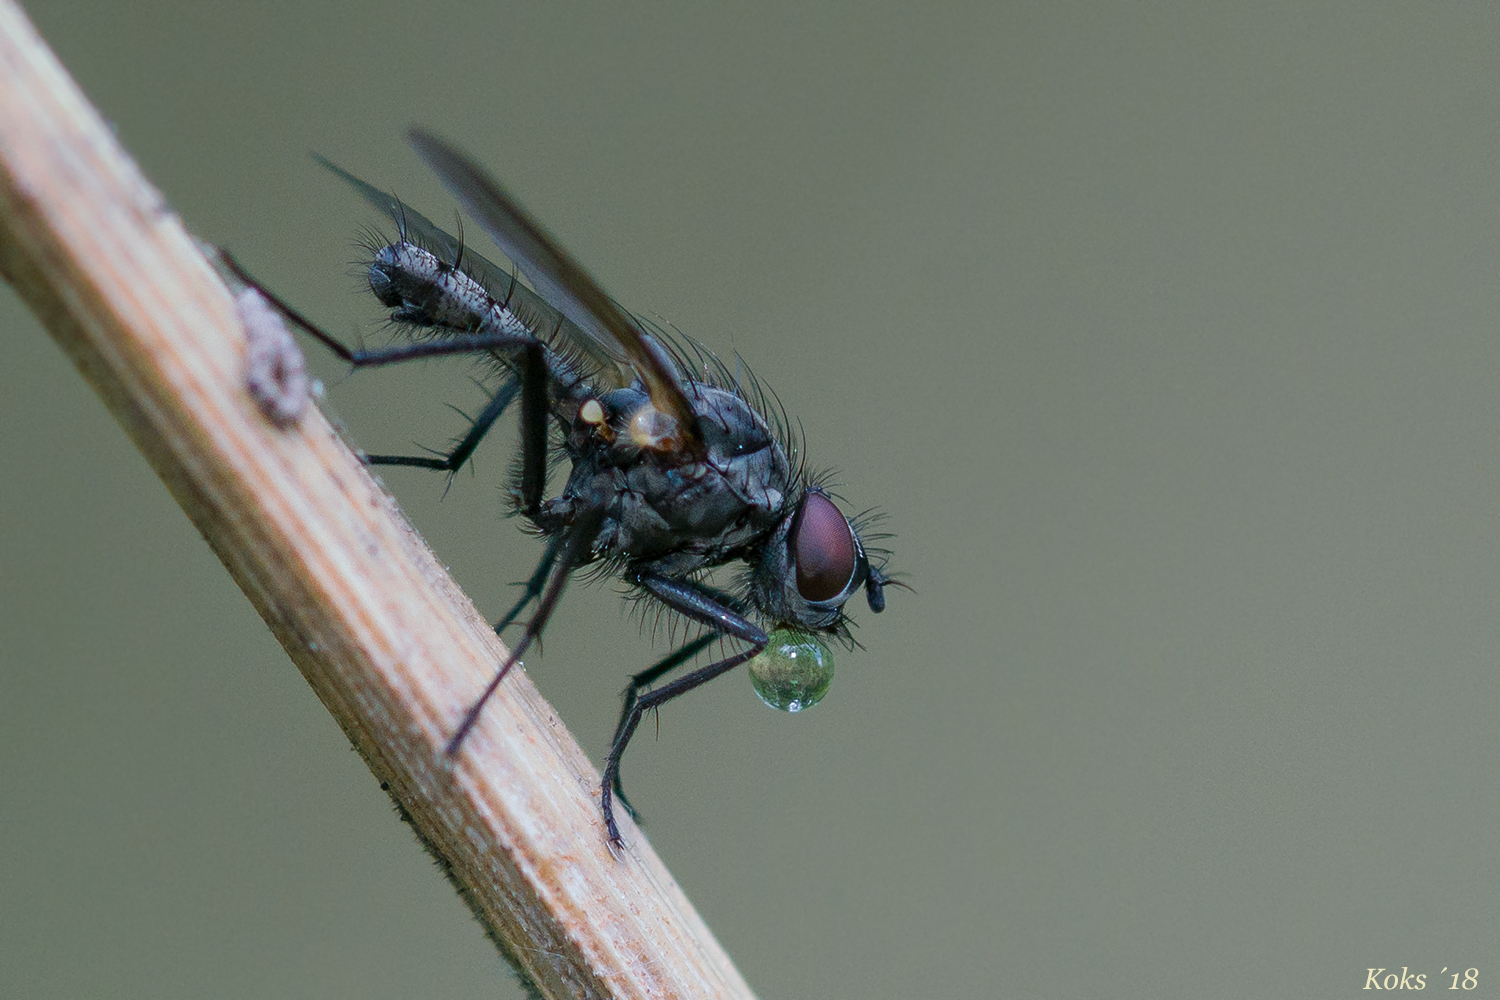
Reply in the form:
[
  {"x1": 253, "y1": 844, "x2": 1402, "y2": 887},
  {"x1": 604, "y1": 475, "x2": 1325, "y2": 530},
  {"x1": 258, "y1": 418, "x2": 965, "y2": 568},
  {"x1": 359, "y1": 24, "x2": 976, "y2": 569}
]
[{"x1": 238, "y1": 286, "x2": 308, "y2": 427}]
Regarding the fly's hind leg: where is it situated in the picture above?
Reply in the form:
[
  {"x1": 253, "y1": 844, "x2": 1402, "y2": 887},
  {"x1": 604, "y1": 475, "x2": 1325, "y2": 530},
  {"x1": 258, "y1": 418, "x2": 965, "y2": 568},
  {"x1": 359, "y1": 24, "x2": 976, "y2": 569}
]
[
  {"x1": 219, "y1": 250, "x2": 538, "y2": 369},
  {"x1": 363, "y1": 376, "x2": 519, "y2": 476},
  {"x1": 220, "y1": 253, "x2": 556, "y2": 492}
]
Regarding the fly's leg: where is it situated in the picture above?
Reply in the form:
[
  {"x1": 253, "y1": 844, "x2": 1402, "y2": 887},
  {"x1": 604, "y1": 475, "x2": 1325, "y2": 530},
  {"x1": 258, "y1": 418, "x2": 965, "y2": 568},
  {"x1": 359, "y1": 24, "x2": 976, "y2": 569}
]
[
  {"x1": 515, "y1": 341, "x2": 549, "y2": 517},
  {"x1": 443, "y1": 505, "x2": 606, "y2": 757},
  {"x1": 368, "y1": 341, "x2": 549, "y2": 502},
  {"x1": 301, "y1": 324, "x2": 536, "y2": 367},
  {"x1": 219, "y1": 250, "x2": 536, "y2": 367},
  {"x1": 602, "y1": 648, "x2": 762, "y2": 847},
  {"x1": 221, "y1": 253, "x2": 559, "y2": 494},
  {"x1": 450, "y1": 343, "x2": 555, "y2": 630},
  {"x1": 609, "y1": 633, "x2": 717, "y2": 821},
  {"x1": 358, "y1": 334, "x2": 549, "y2": 506},
  {"x1": 600, "y1": 573, "x2": 769, "y2": 846},
  {"x1": 364, "y1": 376, "x2": 519, "y2": 475},
  {"x1": 492, "y1": 530, "x2": 565, "y2": 636},
  {"x1": 609, "y1": 579, "x2": 747, "y2": 817},
  {"x1": 222, "y1": 252, "x2": 586, "y2": 755}
]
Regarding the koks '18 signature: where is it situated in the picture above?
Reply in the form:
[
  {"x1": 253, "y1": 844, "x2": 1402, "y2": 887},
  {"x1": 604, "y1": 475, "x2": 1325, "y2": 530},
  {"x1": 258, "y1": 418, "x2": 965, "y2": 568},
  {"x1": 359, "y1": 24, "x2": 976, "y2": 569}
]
[{"x1": 1364, "y1": 967, "x2": 1478, "y2": 990}]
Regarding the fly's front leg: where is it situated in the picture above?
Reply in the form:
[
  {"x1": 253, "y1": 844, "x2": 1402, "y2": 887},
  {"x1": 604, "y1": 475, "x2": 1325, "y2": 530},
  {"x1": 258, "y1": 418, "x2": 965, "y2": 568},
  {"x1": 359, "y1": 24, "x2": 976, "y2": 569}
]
[
  {"x1": 608, "y1": 633, "x2": 717, "y2": 821},
  {"x1": 608, "y1": 578, "x2": 750, "y2": 815},
  {"x1": 600, "y1": 573, "x2": 768, "y2": 847}
]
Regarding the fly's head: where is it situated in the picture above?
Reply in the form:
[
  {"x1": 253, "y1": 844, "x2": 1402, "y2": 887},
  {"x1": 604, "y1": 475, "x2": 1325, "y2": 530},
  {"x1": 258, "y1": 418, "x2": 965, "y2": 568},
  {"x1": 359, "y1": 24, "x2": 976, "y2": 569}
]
[{"x1": 747, "y1": 486, "x2": 888, "y2": 637}]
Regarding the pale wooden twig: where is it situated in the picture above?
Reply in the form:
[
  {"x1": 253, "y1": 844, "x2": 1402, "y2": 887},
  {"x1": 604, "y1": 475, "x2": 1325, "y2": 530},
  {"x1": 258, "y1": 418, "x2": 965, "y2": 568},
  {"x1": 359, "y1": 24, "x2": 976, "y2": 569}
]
[{"x1": 0, "y1": 3, "x2": 755, "y2": 998}]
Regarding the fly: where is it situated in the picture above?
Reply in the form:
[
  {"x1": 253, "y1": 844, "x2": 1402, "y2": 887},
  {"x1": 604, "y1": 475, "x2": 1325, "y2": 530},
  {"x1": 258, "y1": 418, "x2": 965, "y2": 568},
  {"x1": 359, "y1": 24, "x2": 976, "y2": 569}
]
[{"x1": 232, "y1": 129, "x2": 897, "y2": 846}]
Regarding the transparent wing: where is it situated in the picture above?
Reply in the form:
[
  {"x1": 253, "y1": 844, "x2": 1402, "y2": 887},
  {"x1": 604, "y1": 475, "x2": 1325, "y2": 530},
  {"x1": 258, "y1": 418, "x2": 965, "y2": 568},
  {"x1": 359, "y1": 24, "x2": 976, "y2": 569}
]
[
  {"x1": 406, "y1": 128, "x2": 704, "y2": 456},
  {"x1": 314, "y1": 153, "x2": 632, "y2": 387}
]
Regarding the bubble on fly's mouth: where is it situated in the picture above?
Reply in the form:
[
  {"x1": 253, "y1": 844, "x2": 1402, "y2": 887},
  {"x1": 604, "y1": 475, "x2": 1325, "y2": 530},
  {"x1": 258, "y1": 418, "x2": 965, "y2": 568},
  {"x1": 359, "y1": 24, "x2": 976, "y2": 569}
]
[{"x1": 748, "y1": 629, "x2": 834, "y2": 712}]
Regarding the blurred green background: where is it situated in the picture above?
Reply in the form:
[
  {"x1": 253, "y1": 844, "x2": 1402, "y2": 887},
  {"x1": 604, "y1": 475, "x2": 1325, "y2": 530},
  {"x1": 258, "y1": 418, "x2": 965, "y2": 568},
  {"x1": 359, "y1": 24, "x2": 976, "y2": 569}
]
[{"x1": 4, "y1": 2, "x2": 1499, "y2": 997}]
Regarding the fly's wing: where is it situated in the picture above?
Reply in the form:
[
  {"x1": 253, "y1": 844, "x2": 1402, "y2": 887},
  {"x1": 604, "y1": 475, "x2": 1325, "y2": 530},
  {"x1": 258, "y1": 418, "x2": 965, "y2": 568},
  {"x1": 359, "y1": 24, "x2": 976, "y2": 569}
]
[
  {"x1": 407, "y1": 128, "x2": 705, "y2": 458},
  {"x1": 314, "y1": 154, "x2": 631, "y2": 386}
]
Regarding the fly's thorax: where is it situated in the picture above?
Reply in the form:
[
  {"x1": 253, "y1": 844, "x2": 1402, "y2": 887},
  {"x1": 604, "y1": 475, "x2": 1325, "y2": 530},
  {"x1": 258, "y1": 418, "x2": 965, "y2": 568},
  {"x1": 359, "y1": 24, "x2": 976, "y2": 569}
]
[
  {"x1": 574, "y1": 384, "x2": 791, "y2": 498},
  {"x1": 607, "y1": 453, "x2": 784, "y2": 565},
  {"x1": 630, "y1": 383, "x2": 793, "y2": 544},
  {"x1": 692, "y1": 383, "x2": 792, "y2": 509},
  {"x1": 557, "y1": 383, "x2": 795, "y2": 568}
]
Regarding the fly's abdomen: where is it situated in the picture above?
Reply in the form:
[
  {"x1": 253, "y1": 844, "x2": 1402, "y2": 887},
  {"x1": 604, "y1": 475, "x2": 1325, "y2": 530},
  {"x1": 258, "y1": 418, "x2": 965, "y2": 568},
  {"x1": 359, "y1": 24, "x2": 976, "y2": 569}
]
[
  {"x1": 368, "y1": 241, "x2": 593, "y2": 406},
  {"x1": 369, "y1": 242, "x2": 532, "y2": 336}
]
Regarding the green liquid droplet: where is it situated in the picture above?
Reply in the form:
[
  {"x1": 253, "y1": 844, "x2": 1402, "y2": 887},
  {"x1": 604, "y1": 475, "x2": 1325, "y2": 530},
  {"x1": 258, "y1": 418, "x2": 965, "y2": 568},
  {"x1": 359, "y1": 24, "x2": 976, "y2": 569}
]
[{"x1": 748, "y1": 629, "x2": 834, "y2": 712}]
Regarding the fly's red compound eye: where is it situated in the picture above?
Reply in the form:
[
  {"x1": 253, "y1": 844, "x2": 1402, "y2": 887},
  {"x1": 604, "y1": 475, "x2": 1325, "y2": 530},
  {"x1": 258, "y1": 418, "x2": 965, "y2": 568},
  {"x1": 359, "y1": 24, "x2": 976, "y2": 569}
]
[{"x1": 793, "y1": 491, "x2": 859, "y2": 604}]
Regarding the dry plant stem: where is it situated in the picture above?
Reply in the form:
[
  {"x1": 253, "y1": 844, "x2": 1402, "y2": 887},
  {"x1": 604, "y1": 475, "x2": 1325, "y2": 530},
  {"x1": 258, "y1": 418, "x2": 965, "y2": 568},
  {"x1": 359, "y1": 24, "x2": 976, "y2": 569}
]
[{"x1": 0, "y1": 4, "x2": 756, "y2": 999}]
